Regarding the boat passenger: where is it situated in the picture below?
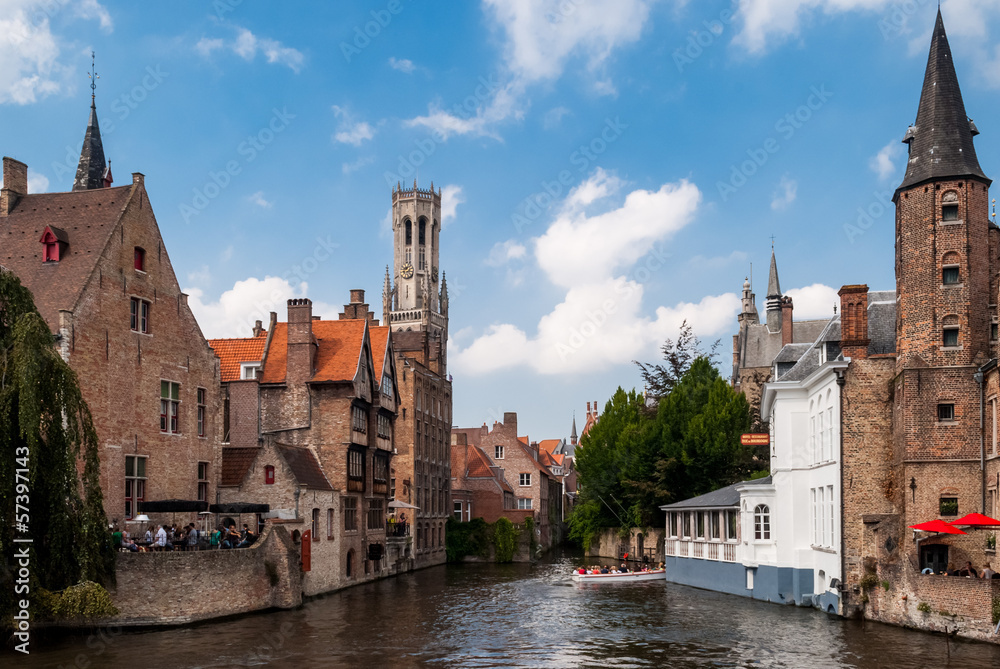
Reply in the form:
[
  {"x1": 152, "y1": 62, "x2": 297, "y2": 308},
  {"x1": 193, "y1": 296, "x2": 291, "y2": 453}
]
[
  {"x1": 600, "y1": 566, "x2": 609, "y2": 574},
  {"x1": 578, "y1": 567, "x2": 586, "y2": 575}
]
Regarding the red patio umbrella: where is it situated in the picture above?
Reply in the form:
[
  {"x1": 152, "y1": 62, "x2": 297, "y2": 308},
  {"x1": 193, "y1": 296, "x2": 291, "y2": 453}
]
[
  {"x1": 908, "y1": 519, "x2": 967, "y2": 534},
  {"x1": 951, "y1": 512, "x2": 1000, "y2": 527}
]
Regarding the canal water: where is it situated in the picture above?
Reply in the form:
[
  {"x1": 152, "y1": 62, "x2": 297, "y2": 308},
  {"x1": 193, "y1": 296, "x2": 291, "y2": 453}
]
[{"x1": 14, "y1": 549, "x2": 1000, "y2": 668}]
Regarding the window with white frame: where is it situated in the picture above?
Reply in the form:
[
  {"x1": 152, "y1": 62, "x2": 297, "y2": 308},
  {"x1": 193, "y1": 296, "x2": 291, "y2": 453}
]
[
  {"x1": 160, "y1": 381, "x2": 180, "y2": 434},
  {"x1": 130, "y1": 297, "x2": 150, "y2": 334},
  {"x1": 696, "y1": 512, "x2": 705, "y2": 539},
  {"x1": 825, "y1": 404, "x2": 834, "y2": 461},
  {"x1": 669, "y1": 513, "x2": 678, "y2": 538},
  {"x1": 827, "y1": 485, "x2": 835, "y2": 547},
  {"x1": 818, "y1": 410, "x2": 825, "y2": 462},
  {"x1": 519, "y1": 473, "x2": 531, "y2": 487},
  {"x1": 682, "y1": 512, "x2": 691, "y2": 539},
  {"x1": 726, "y1": 510, "x2": 737, "y2": 541},
  {"x1": 240, "y1": 363, "x2": 260, "y2": 380},
  {"x1": 517, "y1": 498, "x2": 532, "y2": 510},
  {"x1": 125, "y1": 455, "x2": 146, "y2": 519},
  {"x1": 710, "y1": 512, "x2": 720, "y2": 540},
  {"x1": 454, "y1": 501, "x2": 463, "y2": 521},
  {"x1": 754, "y1": 504, "x2": 770, "y2": 540},
  {"x1": 495, "y1": 444, "x2": 505, "y2": 460}
]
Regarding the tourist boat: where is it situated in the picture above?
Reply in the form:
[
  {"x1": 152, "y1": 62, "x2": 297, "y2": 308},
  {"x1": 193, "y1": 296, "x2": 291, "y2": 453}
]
[{"x1": 571, "y1": 568, "x2": 666, "y2": 582}]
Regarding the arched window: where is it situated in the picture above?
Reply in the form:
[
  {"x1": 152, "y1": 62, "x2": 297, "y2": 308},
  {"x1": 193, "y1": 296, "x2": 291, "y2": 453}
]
[
  {"x1": 418, "y1": 217, "x2": 426, "y2": 245},
  {"x1": 941, "y1": 190, "x2": 959, "y2": 222},
  {"x1": 942, "y1": 314, "x2": 960, "y2": 347},
  {"x1": 404, "y1": 219, "x2": 412, "y2": 245},
  {"x1": 754, "y1": 505, "x2": 771, "y2": 540},
  {"x1": 942, "y1": 251, "x2": 960, "y2": 285}
]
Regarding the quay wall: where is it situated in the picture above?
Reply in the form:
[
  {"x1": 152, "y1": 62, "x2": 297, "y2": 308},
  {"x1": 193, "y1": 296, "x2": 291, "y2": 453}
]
[{"x1": 109, "y1": 525, "x2": 301, "y2": 626}]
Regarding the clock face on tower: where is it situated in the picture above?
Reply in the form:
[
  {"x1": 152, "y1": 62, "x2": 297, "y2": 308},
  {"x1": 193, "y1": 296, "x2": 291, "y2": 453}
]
[{"x1": 400, "y1": 262, "x2": 414, "y2": 279}]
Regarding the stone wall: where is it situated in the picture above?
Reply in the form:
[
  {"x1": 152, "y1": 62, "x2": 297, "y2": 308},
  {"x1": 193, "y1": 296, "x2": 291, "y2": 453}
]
[
  {"x1": 110, "y1": 524, "x2": 301, "y2": 626},
  {"x1": 586, "y1": 527, "x2": 666, "y2": 564},
  {"x1": 866, "y1": 571, "x2": 1000, "y2": 643}
]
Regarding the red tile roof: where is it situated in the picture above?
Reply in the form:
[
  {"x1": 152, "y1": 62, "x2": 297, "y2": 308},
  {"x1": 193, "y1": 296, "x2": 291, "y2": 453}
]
[
  {"x1": 221, "y1": 447, "x2": 259, "y2": 486},
  {"x1": 538, "y1": 439, "x2": 561, "y2": 455},
  {"x1": 276, "y1": 444, "x2": 333, "y2": 491},
  {"x1": 370, "y1": 325, "x2": 390, "y2": 382},
  {"x1": 208, "y1": 333, "x2": 267, "y2": 382},
  {"x1": 259, "y1": 319, "x2": 366, "y2": 384},
  {"x1": 0, "y1": 186, "x2": 134, "y2": 327},
  {"x1": 467, "y1": 445, "x2": 494, "y2": 478},
  {"x1": 518, "y1": 442, "x2": 554, "y2": 478}
]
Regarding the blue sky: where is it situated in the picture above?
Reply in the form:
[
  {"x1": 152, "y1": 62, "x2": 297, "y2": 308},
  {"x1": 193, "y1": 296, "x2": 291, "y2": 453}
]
[{"x1": 4, "y1": 0, "x2": 1000, "y2": 440}]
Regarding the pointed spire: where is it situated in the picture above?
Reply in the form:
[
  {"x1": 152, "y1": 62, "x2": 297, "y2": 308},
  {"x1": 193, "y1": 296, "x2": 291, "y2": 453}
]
[
  {"x1": 382, "y1": 265, "x2": 392, "y2": 323},
  {"x1": 570, "y1": 413, "x2": 578, "y2": 445},
  {"x1": 766, "y1": 250, "x2": 781, "y2": 298},
  {"x1": 73, "y1": 53, "x2": 108, "y2": 191},
  {"x1": 898, "y1": 9, "x2": 989, "y2": 192},
  {"x1": 440, "y1": 272, "x2": 449, "y2": 315}
]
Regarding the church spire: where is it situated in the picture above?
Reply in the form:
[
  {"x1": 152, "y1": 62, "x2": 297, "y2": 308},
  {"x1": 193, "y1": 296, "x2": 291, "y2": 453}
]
[
  {"x1": 570, "y1": 413, "x2": 578, "y2": 446},
  {"x1": 897, "y1": 9, "x2": 989, "y2": 193},
  {"x1": 765, "y1": 248, "x2": 783, "y2": 332},
  {"x1": 73, "y1": 52, "x2": 108, "y2": 191}
]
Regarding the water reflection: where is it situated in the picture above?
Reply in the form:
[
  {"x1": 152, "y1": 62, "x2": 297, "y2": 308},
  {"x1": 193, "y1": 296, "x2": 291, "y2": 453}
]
[{"x1": 12, "y1": 550, "x2": 1000, "y2": 668}]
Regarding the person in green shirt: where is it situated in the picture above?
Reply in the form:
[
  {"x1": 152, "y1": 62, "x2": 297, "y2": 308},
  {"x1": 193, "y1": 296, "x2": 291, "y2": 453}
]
[{"x1": 111, "y1": 525, "x2": 122, "y2": 549}]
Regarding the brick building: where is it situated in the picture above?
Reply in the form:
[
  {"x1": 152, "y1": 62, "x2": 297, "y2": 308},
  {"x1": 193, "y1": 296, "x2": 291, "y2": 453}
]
[
  {"x1": 210, "y1": 291, "x2": 403, "y2": 593},
  {"x1": 720, "y1": 11, "x2": 1000, "y2": 640},
  {"x1": 0, "y1": 97, "x2": 221, "y2": 527},
  {"x1": 383, "y1": 181, "x2": 452, "y2": 567},
  {"x1": 452, "y1": 413, "x2": 559, "y2": 550}
]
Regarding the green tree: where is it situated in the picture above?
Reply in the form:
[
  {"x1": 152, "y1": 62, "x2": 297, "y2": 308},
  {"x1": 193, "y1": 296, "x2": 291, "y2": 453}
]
[
  {"x1": 0, "y1": 272, "x2": 115, "y2": 621},
  {"x1": 633, "y1": 320, "x2": 719, "y2": 403}
]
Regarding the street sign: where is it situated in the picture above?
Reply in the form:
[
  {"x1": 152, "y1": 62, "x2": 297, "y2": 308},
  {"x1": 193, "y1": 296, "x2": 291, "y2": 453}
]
[{"x1": 741, "y1": 433, "x2": 770, "y2": 446}]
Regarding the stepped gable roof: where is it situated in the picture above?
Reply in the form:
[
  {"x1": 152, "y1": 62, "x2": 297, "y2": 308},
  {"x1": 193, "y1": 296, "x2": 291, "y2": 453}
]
[
  {"x1": 259, "y1": 319, "x2": 367, "y2": 384},
  {"x1": 660, "y1": 476, "x2": 772, "y2": 510},
  {"x1": 221, "y1": 447, "x2": 259, "y2": 486},
  {"x1": 0, "y1": 185, "x2": 133, "y2": 328},
  {"x1": 209, "y1": 333, "x2": 267, "y2": 382},
  {"x1": 898, "y1": 10, "x2": 989, "y2": 192},
  {"x1": 275, "y1": 444, "x2": 333, "y2": 491}
]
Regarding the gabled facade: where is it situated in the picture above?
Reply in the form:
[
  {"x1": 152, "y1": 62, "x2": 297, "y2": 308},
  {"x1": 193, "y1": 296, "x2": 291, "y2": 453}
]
[{"x1": 1, "y1": 102, "x2": 221, "y2": 527}]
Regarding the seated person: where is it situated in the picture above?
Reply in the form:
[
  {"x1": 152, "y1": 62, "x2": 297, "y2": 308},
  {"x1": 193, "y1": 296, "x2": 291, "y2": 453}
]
[
  {"x1": 577, "y1": 567, "x2": 586, "y2": 575},
  {"x1": 600, "y1": 566, "x2": 609, "y2": 574}
]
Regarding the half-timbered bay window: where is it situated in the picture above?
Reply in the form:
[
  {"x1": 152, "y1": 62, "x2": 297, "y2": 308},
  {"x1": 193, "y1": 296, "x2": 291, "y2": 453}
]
[
  {"x1": 373, "y1": 452, "x2": 389, "y2": 495},
  {"x1": 352, "y1": 405, "x2": 367, "y2": 434},
  {"x1": 377, "y1": 413, "x2": 392, "y2": 440},
  {"x1": 160, "y1": 381, "x2": 180, "y2": 433},
  {"x1": 348, "y1": 446, "x2": 365, "y2": 492}
]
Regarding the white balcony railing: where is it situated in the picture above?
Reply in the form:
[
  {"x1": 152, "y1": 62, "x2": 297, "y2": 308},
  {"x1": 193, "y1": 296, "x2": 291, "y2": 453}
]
[{"x1": 664, "y1": 538, "x2": 737, "y2": 563}]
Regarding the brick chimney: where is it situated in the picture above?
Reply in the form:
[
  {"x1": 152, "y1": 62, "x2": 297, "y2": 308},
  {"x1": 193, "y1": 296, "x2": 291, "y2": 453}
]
[
  {"x1": 1, "y1": 157, "x2": 28, "y2": 216},
  {"x1": 503, "y1": 412, "x2": 518, "y2": 435},
  {"x1": 339, "y1": 288, "x2": 379, "y2": 325},
  {"x1": 838, "y1": 285, "x2": 870, "y2": 359},
  {"x1": 286, "y1": 298, "x2": 315, "y2": 383},
  {"x1": 780, "y1": 296, "x2": 794, "y2": 346}
]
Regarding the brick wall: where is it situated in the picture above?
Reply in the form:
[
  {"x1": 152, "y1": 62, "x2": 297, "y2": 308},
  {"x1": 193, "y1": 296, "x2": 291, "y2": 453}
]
[
  {"x1": 226, "y1": 380, "x2": 259, "y2": 448},
  {"x1": 64, "y1": 180, "x2": 222, "y2": 527},
  {"x1": 587, "y1": 527, "x2": 666, "y2": 564},
  {"x1": 110, "y1": 524, "x2": 300, "y2": 625}
]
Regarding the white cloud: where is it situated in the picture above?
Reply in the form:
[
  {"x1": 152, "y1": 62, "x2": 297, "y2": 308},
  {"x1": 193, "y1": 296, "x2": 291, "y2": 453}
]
[
  {"x1": 187, "y1": 265, "x2": 212, "y2": 286},
  {"x1": 331, "y1": 105, "x2": 376, "y2": 146},
  {"x1": 0, "y1": 169, "x2": 49, "y2": 193},
  {"x1": 734, "y1": 0, "x2": 893, "y2": 55},
  {"x1": 869, "y1": 140, "x2": 904, "y2": 180},
  {"x1": 535, "y1": 168, "x2": 701, "y2": 288},
  {"x1": 249, "y1": 191, "x2": 272, "y2": 208},
  {"x1": 196, "y1": 27, "x2": 304, "y2": 72},
  {"x1": 486, "y1": 239, "x2": 528, "y2": 266},
  {"x1": 0, "y1": 0, "x2": 112, "y2": 105},
  {"x1": 543, "y1": 106, "x2": 571, "y2": 129},
  {"x1": 380, "y1": 208, "x2": 393, "y2": 238},
  {"x1": 404, "y1": 0, "x2": 653, "y2": 139},
  {"x1": 687, "y1": 250, "x2": 748, "y2": 268},
  {"x1": 342, "y1": 155, "x2": 375, "y2": 174},
  {"x1": 185, "y1": 276, "x2": 337, "y2": 339},
  {"x1": 388, "y1": 57, "x2": 415, "y2": 73},
  {"x1": 785, "y1": 283, "x2": 840, "y2": 320},
  {"x1": 449, "y1": 169, "x2": 737, "y2": 376},
  {"x1": 441, "y1": 184, "x2": 465, "y2": 225},
  {"x1": 770, "y1": 175, "x2": 797, "y2": 210}
]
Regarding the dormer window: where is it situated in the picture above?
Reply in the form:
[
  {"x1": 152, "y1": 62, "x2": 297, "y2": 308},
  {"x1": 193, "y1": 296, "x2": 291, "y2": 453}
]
[
  {"x1": 39, "y1": 226, "x2": 68, "y2": 263},
  {"x1": 134, "y1": 247, "x2": 146, "y2": 272}
]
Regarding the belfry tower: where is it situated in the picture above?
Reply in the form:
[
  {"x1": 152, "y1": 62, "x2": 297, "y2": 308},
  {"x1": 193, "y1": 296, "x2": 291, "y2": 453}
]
[
  {"x1": 893, "y1": 10, "x2": 993, "y2": 508},
  {"x1": 384, "y1": 180, "x2": 449, "y2": 373}
]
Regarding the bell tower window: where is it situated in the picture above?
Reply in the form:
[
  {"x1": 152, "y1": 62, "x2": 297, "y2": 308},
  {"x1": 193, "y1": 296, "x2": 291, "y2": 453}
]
[
  {"x1": 419, "y1": 217, "x2": 426, "y2": 245},
  {"x1": 941, "y1": 191, "x2": 959, "y2": 222},
  {"x1": 405, "y1": 219, "x2": 412, "y2": 245}
]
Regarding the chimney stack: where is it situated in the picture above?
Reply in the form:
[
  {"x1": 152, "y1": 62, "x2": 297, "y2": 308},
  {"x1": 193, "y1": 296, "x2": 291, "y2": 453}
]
[
  {"x1": 1, "y1": 157, "x2": 28, "y2": 216},
  {"x1": 339, "y1": 288, "x2": 379, "y2": 325},
  {"x1": 780, "y1": 296, "x2": 794, "y2": 346},
  {"x1": 286, "y1": 298, "x2": 315, "y2": 383},
  {"x1": 838, "y1": 285, "x2": 870, "y2": 359}
]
